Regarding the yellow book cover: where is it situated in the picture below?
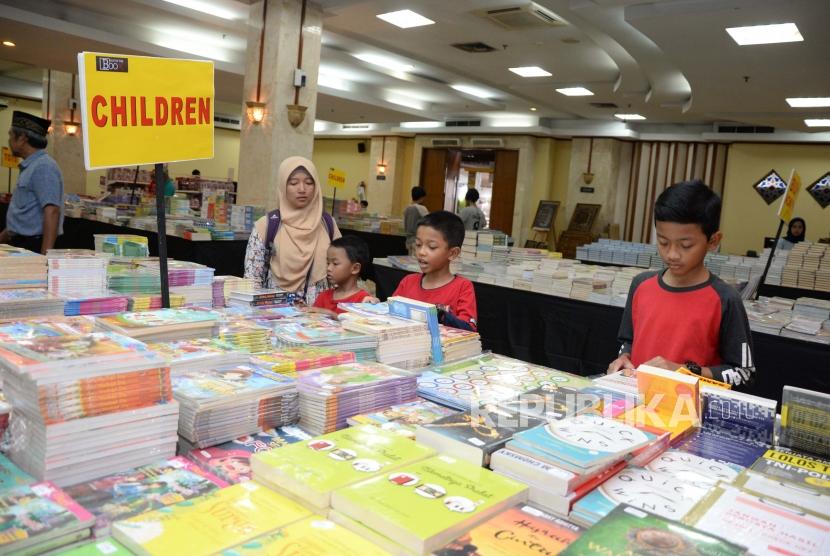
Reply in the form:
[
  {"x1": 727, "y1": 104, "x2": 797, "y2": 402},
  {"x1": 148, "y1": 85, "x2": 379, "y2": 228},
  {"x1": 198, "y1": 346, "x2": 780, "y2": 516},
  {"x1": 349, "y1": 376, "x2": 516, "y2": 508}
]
[
  {"x1": 223, "y1": 516, "x2": 390, "y2": 555},
  {"x1": 111, "y1": 483, "x2": 311, "y2": 556},
  {"x1": 677, "y1": 366, "x2": 731, "y2": 390}
]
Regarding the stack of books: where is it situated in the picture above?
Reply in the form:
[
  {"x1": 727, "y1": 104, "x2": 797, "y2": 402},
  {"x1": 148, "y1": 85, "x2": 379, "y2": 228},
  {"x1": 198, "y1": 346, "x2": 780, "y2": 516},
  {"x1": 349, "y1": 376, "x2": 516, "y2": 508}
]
[
  {"x1": 0, "y1": 332, "x2": 179, "y2": 486},
  {"x1": 0, "y1": 289, "x2": 65, "y2": 319},
  {"x1": 63, "y1": 294, "x2": 130, "y2": 316},
  {"x1": 185, "y1": 425, "x2": 311, "y2": 483},
  {"x1": 251, "y1": 425, "x2": 435, "y2": 513},
  {"x1": 251, "y1": 345, "x2": 356, "y2": 378},
  {"x1": 348, "y1": 398, "x2": 458, "y2": 439},
  {"x1": 96, "y1": 308, "x2": 220, "y2": 342},
  {"x1": 438, "y1": 324, "x2": 482, "y2": 362},
  {"x1": 778, "y1": 385, "x2": 829, "y2": 457},
  {"x1": 93, "y1": 233, "x2": 150, "y2": 257},
  {"x1": 296, "y1": 361, "x2": 418, "y2": 435},
  {"x1": 216, "y1": 320, "x2": 271, "y2": 353},
  {"x1": 272, "y1": 316, "x2": 378, "y2": 361},
  {"x1": 228, "y1": 288, "x2": 293, "y2": 309},
  {"x1": 0, "y1": 244, "x2": 47, "y2": 288},
  {"x1": 62, "y1": 456, "x2": 227, "y2": 536},
  {"x1": 794, "y1": 296, "x2": 830, "y2": 321},
  {"x1": 47, "y1": 250, "x2": 109, "y2": 298},
  {"x1": 0, "y1": 482, "x2": 96, "y2": 554},
  {"x1": 128, "y1": 293, "x2": 186, "y2": 311},
  {"x1": 329, "y1": 454, "x2": 528, "y2": 554},
  {"x1": 173, "y1": 363, "x2": 299, "y2": 448},
  {"x1": 339, "y1": 312, "x2": 431, "y2": 370},
  {"x1": 146, "y1": 337, "x2": 244, "y2": 375}
]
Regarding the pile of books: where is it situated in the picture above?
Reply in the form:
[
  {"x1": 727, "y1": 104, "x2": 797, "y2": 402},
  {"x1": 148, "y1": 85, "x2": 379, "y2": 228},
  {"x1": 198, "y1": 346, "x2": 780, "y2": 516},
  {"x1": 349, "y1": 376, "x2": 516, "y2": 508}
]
[
  {"x1": 348, "y1": 398, "x2": 458, "y2": 439},
  {"x1": 173, "y1": 363, "x2": 299, "y2": 448},
  {"x1": 128, "y1": 293, "x2": 186, "y2": 311},
  {"x1": 63, "y1": 294, "x2": 130, "y2": 316},
  {"x1": 339, "y1": 312, "x2": 431, "y2": 370},
  {"x1": 0, "y1": 288, "x2": 65, "y2": 319},
  {"x1": 438, "y1": 324, "x2": 482, "y2": 362},
  {"x1": 146, "y1": 337, "x2": 245, "y2": 375},
  {"x1": 296, "y1": 361, "x2": 418, "y2": 435},
  {"x1": 216, "y1": 319, "x2": 271, "y2": 353},
  {"x1": 778, "y1": 385, "x2": 829, "y2": 457},
  {"x1": 251, "y1": 345, "x2": 356, "y2": 378},
  {"x1": 228, "y1": 288, "x2": 294, "y2": 309},
  {"x1": 0, "y1": 331, "x2": 179, "y2": 486},
  {"x1": 272, "y1": 315, "x2": 378, "y2": 361},
  {"x1": 0, "y1": 244, "x2": 47, "y2": 289},
  {"x1": 93, "y1": 234, "x2": 150, "y2": 257},
  {"x1": 212, "y1": 275, "x2": 257, "y2": 307},
  {"x1": 47, "y1": 249, "x2": 109, "y2": 298},
  {"x1": 96, "y1": 308, "x2": 220, "y2": 342},
  {"x1": 794, "y1": 296, "x2": 830, "y2": 321}
]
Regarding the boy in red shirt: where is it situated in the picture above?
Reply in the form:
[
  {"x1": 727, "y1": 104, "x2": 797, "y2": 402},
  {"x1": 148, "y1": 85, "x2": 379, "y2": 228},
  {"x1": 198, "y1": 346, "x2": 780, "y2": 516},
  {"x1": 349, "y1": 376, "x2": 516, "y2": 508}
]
[
  {"x1": 392, "y1": 211, "x2": 477, "y2": 331},
  {"x1": 607, "y1": 180, "x2": 755, "y2": 390},
  {"x1": 311, "y1": 236, "x2": 372, "y2": 315}
]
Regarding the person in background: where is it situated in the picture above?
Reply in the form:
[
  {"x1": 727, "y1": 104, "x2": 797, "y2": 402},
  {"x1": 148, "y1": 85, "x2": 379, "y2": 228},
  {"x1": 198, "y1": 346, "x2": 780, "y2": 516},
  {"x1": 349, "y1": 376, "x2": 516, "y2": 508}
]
[
  {"x1": 404, "y1": 186, "x2": 429, "y2": 256},
  {"x1": 192, "y1": 169, "x2": 201, "y2": 177},
  {"x1": 311, "y1": 235, "x2": 372, "y2": 316},
  {"x1": 0, "y1": 111, "x2": 63, "y2": 254},
  {"x1": 608, "y1": 180, "x2": 755, "y2": 390},
  {"x1": 163, "y1": 167, "x2": 176, "y2": 197},
  {"x1": 360, "y1": 200, "x2": 369, "y2": 213},
  {"x1": 392, "y1": 211, "x2": 477, "y2": 331},
  {"x1": 357, "y1": 180, "x2": 366, "y2": 204},
  {"x1": 777, "y1": 217, "x2": 806, "y2": 251},
  {"x1": 244, "y1": 156, "x2": 341, "y2": 305},
  {"x1": 459, "y1": 188, "x2": 486, "y2": 231}
]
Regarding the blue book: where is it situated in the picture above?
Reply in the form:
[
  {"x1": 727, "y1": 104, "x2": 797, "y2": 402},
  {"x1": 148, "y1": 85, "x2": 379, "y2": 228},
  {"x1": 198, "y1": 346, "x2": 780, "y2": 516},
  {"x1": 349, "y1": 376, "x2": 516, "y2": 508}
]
[
  {"x1": 675, "y1": 428, "x2": 768, "y2": 468},
  {"x1": 0, "y1": 454, "x2": 34, "y2": 490},
  {"x1": 388, "y1": 296, "x2": 443, "y2": 364},
  {"x1": 701, "y1": 388, "x2": 776, "y2": 444}
]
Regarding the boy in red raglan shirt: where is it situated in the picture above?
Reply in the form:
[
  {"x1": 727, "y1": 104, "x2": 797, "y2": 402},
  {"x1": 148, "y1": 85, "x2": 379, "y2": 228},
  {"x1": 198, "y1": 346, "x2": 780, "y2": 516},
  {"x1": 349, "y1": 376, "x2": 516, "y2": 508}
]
[
  {"x1": 393, "y1": 211, "x2": 477, "y2": 331},
  {"x1": 608, "y1": 180, "x2": 755, "y2": 390}
]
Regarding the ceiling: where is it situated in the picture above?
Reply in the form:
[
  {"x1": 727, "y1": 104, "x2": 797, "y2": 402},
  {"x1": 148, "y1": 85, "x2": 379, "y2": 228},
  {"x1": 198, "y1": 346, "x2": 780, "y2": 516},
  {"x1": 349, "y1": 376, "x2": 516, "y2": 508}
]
[{"x1": 0, "y1": 0, "x2": 828, "y2": 138}]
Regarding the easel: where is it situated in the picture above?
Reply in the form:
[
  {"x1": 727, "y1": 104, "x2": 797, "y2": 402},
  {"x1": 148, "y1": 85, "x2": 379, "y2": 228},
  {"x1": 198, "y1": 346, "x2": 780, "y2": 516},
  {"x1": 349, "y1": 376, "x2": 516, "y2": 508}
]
[
  {"x1": 526, "y1": 200, "x2": 559, "y2": 249},
  {"x1": 528, "y1": 228, "x2": 553, "y2": 250}
]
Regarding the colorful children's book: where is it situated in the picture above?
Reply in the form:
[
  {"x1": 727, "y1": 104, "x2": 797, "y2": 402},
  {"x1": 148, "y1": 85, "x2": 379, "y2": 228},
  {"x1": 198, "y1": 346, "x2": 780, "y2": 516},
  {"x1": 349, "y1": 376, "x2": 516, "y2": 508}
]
[
  {"x1": 63, "y1": 456, "x2": 227, "y2": 535},
  {"x1": 251, "y1": 346, "x2": 356, "y2": 377},
  {"x1": 562, "y1": 504, "x2": 746, "y2": 556},
  {"x1": 779, "y1": 385, "x2": 830, "y2": 458},
  {"x1": 251, "y1": 425, "x2": 435, "y2": 511},
  {"x1": 331, "y1": 454, "x2": 528, "y2": 554},
  {"x1": 221, "y1": 516, "x2": 390, "y2": 556},
  {"x1": 0, "y1": 453, "x2": 35, "y2": 490},
  {"x1": 347, "y1": 399, "x2": 458, "y2": 439},
  {"x1": 186, "y1": 426, "x2": 311, "y2": 483},
  {"x1": 53, "y1": 537, "x2": 133, "y2": 555},
  {"x1": 111, "y1": 483, "x2": 312, "y2": 556},
  {"x1": 435, "y1": 504, "x2": 583, "y2": 556},
  {"x1": 387, "y1": 296, "x2": 443, "y2": 364}
]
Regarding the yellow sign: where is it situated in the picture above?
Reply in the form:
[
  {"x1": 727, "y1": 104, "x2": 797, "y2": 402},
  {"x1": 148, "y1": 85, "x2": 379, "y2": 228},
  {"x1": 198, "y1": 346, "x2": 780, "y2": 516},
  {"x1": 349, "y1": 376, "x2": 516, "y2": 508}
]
[
  {"x1": 778, "y1": 169, "x2": 802, "y2": 223},
  {"x1": 1, "y1": 147, "x2": 20, "y2": 169},
  {"x1": 77, "y1": 52, "x2": 214, "y2": 170},
  {"x1": 327, "y1": 167, "x2": 346, "y2": 189}
]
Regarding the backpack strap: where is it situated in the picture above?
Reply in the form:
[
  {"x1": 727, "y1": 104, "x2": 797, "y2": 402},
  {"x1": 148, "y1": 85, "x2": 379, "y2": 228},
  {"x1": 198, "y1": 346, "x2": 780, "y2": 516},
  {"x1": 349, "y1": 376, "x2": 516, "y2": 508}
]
[
  {"x1": 264, "y1": 209, "x2": 335, "y2": 268},
  {"x1": 322, "y1": 212, "x2": 335, "y2": 240}
]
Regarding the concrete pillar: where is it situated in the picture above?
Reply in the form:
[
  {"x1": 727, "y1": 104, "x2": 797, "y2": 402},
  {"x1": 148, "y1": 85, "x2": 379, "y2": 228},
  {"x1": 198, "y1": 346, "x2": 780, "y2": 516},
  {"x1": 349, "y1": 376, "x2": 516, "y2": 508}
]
[
  {"x1": 565, "y1": 138, "x2": 622, "y2": 236},
  {"x1": 44, "y1": 70, "x2": 86, "y2": 195},
  {"x1": 237, "y1": 0, "x2": 323, "y2": 208},
  {"x1": 366, "y1": 136, "x2": 406, "y2": 217}
]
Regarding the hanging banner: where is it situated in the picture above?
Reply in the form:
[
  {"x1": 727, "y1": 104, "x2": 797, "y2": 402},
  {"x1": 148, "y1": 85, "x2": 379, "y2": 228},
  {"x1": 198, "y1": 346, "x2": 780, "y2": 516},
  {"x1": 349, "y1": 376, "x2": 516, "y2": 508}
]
[
  {"x1": 77, "y1": 52, "x2": 214, "y2": 170},
  {"x1": 1, "y1": 147, "x2": 20, "y2": 168},
  {"x1": 327, "y1": 168, "x2": 346, "y2": 189},
  {"x1": 778, "y1": 169, "x2": 802, "y2": 223}
]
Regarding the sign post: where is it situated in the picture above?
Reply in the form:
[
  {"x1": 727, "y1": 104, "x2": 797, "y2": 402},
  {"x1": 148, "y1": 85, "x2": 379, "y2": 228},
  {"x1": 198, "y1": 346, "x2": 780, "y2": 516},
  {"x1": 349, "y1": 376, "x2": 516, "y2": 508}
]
[
  {"x1": 1, "y1": 147, "x2": 20, "y2": 193},
  {"x1": 757, "y1": 169, "x2": 802, "y2": 298},
  {"x1": 77, "y1": 52, "x2": 214, "y2": 307},
  {"x1": 327, "y1": 167, "x2": 345, "y2": 215}
]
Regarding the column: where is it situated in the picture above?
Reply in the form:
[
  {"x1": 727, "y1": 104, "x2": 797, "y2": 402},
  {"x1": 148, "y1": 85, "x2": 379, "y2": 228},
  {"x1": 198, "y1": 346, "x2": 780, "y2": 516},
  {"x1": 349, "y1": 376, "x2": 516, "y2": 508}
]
[
  {"x1": 366, "y1": 136, "x2": 406, "y2": 217},
  {"x1": 564, "y1": 137, "x2": 623, "y2": 237},
  {"x1": 43, "y1": 70, "x2": 86, "y2": 195},
  {"x1": 237, "y1": 0, "x2": 323, "y2": 209}
]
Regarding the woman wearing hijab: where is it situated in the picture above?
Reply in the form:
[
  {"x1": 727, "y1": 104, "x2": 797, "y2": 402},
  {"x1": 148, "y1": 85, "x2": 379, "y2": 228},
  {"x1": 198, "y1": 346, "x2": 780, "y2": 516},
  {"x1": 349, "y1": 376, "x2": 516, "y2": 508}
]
[
  {"x1": 777, "y1": 217, "x2": 806, "y2": 250},
  {"x1": 244, "y1": 156, "x2": 341, "y2": 304}
]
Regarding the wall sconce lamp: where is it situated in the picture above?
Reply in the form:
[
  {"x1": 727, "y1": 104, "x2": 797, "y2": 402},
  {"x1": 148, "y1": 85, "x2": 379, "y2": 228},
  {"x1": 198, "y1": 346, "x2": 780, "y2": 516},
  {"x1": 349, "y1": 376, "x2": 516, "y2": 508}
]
[
  {"x1": 64, "y1": 73, "x2": 80, "y2": 136},
  {"x1": 246, "y1": 101, "x2": 266, "y2": 124},
  {"x1": 64, "y1": 121, "x2": 80, "y2": 136}
]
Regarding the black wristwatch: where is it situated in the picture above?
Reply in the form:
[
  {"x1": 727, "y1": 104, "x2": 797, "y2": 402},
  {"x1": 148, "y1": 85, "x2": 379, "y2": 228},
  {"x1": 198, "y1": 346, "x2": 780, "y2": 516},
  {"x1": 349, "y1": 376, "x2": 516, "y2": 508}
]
[{"x1": 684, "y1": 360, "x2": 702, "y2": 375}]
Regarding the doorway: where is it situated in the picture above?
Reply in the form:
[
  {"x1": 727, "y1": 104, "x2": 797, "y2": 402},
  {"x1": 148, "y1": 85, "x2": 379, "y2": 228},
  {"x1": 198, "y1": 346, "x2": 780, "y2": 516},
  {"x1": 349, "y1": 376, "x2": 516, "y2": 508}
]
[{"x1": 419, "y1": 147, "x2": 518, "y2": 234}]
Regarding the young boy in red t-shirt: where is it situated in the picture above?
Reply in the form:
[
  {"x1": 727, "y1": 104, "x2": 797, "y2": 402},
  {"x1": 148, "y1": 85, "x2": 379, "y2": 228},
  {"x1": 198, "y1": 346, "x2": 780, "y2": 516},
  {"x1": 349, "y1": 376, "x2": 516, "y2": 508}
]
[
  {"x1": 392, "y1": 211, "x2": 477, "y2": 331},
  {"x1": 311, "y1": 236, "x2": 372, "y2": 316}
]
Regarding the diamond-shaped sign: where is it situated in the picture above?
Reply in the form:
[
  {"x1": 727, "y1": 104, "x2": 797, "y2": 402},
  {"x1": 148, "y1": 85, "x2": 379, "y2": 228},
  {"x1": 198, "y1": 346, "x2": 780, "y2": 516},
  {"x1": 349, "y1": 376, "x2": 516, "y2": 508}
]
[
  {"x1": 752, "y1": 170, "x2": 787, "y2": 205},
  {"x1": 807, "y1": 172, "x2": 830, "y2": 209}
]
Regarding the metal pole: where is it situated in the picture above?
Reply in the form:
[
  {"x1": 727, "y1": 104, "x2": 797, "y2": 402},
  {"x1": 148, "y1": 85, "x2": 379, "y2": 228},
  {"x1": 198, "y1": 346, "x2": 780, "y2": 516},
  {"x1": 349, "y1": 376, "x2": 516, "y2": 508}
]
[
  {"x1": 154, "y1": 163, "x2": 170, "y2": 308},
  {"x1": 331, "y1": 187, "x2": 337, "y2": 215},
  {"x1": 7, "y1": 168, "x2": 11, "y2": 193},
  {"x1": 756, "y1": 219, "x2": 785, "y2": 300}
]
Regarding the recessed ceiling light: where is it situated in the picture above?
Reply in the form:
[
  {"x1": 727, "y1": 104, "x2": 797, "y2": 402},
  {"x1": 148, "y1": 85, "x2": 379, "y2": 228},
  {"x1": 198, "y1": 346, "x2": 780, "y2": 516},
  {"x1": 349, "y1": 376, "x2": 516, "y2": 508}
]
[
  {"x1": 530, "y1": 107, "x2": 537, "y2": 111},
  {"x1": 509, "y1": 66, "x2": 552, "y2": 78},
  {"x1": 615, "y1": 113, "x2": 646, "y2": 121},
  {"x1": 787, "y1": 97, "x2": 830, "y2": 108},
  {"x1": 557, "y1": 87, "x2": 594, "y2": 96},
  {"x1": 353, "y1": 53, "x2": 414, "y2": 72},
  {"x1": 160, "y1": 0, "x2": 238, "y2": 20},
  {"x1": 2, "y1": 40, "x2": 14, "y2": 47},
  {"x1": 401, "y1": 121, "x2": 443, "y2": 129},
  {"x1": 726, "y1": 23, "x2": 802, "y2": 45},
  {"x1": 451, "y1": 84, "x2": 492, "y2": 99},
  {"x1": 376, "y1": 9, "x2": 434, "y2": 29},
  {"x1": 804, "y1": 119, "x2": 830, "y2": 127}
]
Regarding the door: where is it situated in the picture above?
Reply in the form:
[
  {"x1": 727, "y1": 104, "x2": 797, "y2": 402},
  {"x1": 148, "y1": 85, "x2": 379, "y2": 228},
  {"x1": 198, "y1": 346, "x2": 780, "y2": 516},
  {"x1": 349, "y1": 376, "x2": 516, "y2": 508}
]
[
  {"x1": 489, "y1": 149, "x2": 519, "y2": 234},
  {"x1": 419, "y1": 148, "x2": 448, "y2": 213}
]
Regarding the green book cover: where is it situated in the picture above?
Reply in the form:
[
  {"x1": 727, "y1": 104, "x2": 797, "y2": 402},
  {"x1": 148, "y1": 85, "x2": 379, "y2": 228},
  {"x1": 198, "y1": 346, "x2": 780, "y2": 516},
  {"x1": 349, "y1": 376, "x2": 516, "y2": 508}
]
[
  {"x1": 54, "y1": 538, "x2": 132, "y2": 556},
  {"x1": 250, "y1": 425, "x2": 435, "y2": 509},
  {"x1": 561, "y1": 504, "x2": 746, "y2": 556},
  {"x1": 330, "y1": 454, "x2": 528, "y2": 554}
]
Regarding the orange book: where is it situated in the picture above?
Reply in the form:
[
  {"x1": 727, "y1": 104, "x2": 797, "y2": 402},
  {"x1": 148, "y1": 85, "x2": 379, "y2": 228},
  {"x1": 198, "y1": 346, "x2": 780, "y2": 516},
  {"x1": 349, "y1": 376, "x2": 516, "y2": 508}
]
[{"x1": 677, "y1": 366, "x2": 732, "y2": 389}]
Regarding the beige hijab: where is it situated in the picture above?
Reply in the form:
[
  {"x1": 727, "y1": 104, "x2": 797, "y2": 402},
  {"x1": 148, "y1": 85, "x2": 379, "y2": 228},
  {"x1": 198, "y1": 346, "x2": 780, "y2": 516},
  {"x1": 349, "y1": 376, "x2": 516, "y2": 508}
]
[{"x1": 255, "y1": 156, "x2": 340, "y2": 292}]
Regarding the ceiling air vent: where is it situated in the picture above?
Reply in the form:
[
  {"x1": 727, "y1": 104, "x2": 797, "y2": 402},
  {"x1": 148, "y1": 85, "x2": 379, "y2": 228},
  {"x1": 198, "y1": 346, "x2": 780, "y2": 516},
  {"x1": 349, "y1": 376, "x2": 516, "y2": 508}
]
[
  {"x1": 446, "y1": 119, "x2": 482, "y2": 127},
  {"x1": 716, "y1": 124, "x2": 774, "y2": 134},
  {"x1": 214, "y1": 113, "x2": 241, "y2": 131},
  {"x1": 590, "y1": 102, "x2": 618, "y2": 109},
  {"x1": 452, "y1": 42, "x2": 497, "y2": 53},
  {"x1": 482, "y1": 3, "x2": 567, "y2": 29},
  {"x1": 432, "y1": 138, "x2": 462, "y2": 147},
  {"x1": 341, "y1": 124, "x2": 371, "y2": 130},
  {"x1": 470, "y1": 137, "x2": 504, "y2": 148}
]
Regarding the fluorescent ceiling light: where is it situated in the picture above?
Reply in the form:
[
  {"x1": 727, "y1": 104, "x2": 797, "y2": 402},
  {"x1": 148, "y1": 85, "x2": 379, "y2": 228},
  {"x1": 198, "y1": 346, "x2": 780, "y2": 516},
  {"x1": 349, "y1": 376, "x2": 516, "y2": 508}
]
[
  {"x1": 487, "y1": 114, "x2": 537, "y2": 127},
  {"x1": 726, "y1": 23, "x2": 802, "y2": 45},
  {"x1": 161, "y1": 0, "x2": 238, "y2": 20},
  {"x1": 155, "y1": 37, "x2": 233, "y2": 62},
  {"x1": 314, "y1": 121, "x2": 331, "y2": 132},
  {"x1": 557, "y1": 87, "x2": 594, "y2": 96},
  {"x1": 376, "y1": 9, "x2": 434, "y2": 29},
  {"x1": 451, "y1": 84, "x2": 492, "y2": 99},
  {"x1": 353, "y1": 53, "x2": 414, "y2": 72},
  {"x1": 386, "y1": 95, "x2": 425, "y2": 111},
  {"x1": 401, "y1": 121, "x2": 443, "y2": 129},
  {"x1": 787, "y1": 97, "x2": 830, "y2": 108},
  {"x1": 318, "y1": 73, "x2": 349, "y2": 91},
  {"x1": 615, "y1": 113, "x2": 646, "y2": 121},
  {"x1": 509, "y1": 66, "x2": 552, "y2": 77},
  {"x1": 805, "y1": 119, "x2": 830, "y2": 127}
]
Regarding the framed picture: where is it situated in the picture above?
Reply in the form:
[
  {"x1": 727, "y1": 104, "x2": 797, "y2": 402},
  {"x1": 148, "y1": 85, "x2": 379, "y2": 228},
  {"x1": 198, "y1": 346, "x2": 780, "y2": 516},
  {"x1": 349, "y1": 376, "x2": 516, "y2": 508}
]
[
  {"x1": 567, "y1": 203, "x2": 602, "y2": 233},
  {"x1": 531, "y1": 200, "x2": 559, "y2": 232}
]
